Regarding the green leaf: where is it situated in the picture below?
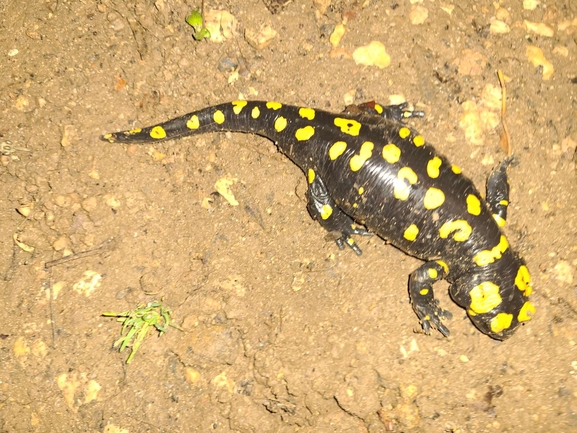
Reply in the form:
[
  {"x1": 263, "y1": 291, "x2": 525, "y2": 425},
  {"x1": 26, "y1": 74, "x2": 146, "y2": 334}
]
[
  {"x1": 102, "y1": 300, "x2": 181, "y2": 363},
  {"x1": 186, "y1": 9, "x2": 211, "y2": 41}
]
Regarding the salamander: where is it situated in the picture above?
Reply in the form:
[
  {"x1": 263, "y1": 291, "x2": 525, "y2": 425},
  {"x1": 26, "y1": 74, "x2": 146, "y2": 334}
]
[{"x1": 101, "y1": 100, "x2": 535, "y2": 340}]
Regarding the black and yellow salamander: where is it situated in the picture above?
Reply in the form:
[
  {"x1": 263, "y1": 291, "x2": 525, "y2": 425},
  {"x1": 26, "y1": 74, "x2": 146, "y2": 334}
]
[{"x1": 101, "y1": 100, "x2": 535, "y2": 340}]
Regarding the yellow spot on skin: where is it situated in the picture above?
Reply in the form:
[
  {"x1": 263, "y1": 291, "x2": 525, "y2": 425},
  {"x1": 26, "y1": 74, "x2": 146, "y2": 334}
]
[
  {"x1": 358, "y1": 187, "x2": 364, "y2": 195},
  {"x1": 451, "y1": 165, "x2": 462, "y2": 174},
  {"x1": 266, "y1": 101, "x2": 282, "y2": 110},
  {"x1": 436, "y1": 260, "x2": 449, "y2": 274},
  {"x1": 394, "y1": 167, "x2": 418, "y2": 200},
  {"x1": 299, "y1": 107, "x2": 315, "y2": 120},
  {"x1": 413, "y1": 135, "x2": 425, "y2": 147},
  {"x1": 374, "y1": 104, "x2": 384, "y2": 114},
  {"x1": 307, "y1": 169, "x2": 315, "y2": 184},
  {"x1": 424, "y1": 188, "x2": 445, "y2": 210},
  {"x1": 426, "y1": 157, "x2": 442, "y2": 178},
  {"x1": 399, "y1": 127, "x2": 411, "y2": 139},
  {"x1": 473, "y1": 235, "x2": 509, "y2": 267},
  {"x1": 403, "y1": 224, "x2": 419, "y2": 241},
  {"x1": 493, "y1": 214, "x2": 506, "y2": 227},
  {"x1": 349, "y1": 141, "x2": 374, "y2": 171},
  {"x1": 150, "y1": 126, "x2": 166, "y2": 139},
  {"x1": 274, "y1": 116, "x2": 288, "y2": 132},
  {"x1": 382, "y1": 144, "x2": 401, "y2": 164},
  {"x1": 515, "y1": 265, "x2": 532, "y2": 296},
  {"x1": 251, "y1": 106, "x2": 260, "y2": 119},
  {"x1": 419, "y1": 288, "x2": 429, "y2": 296},
  {"x1": 490, "y1": 313, "x2": 513, "y2": 333},
  {"x1": 213, "y1": 110, "x2": 225, "y2": 124},
  {"x1": 231, "y1": 100, "x2": 247, "y2": 114},
  {"x1": 466, "y1": 194, "x2": 482, "y2": 216},
  {"x1": 127, "y1": 128, "x2": 142, "y2": 135},
  {"x1": 321, "y1": 204, "x2": 333, "y2": 220},
  {"x1": 334, "y1": 118, "x2": 362, "y2": 136},
  {"x1": 518, "y1": 301, "x2": 535, "y2": 322},
  {"x1": 187, "y1": 115, "x2": 200, "y2": 130},
  {"x1": 439, "y1": 220, "x2": 473, "y2": 242},
  {"x1": 469, "y1": 281, "x2": 502, "y2": 314},
  {"x1": 499, "y1": 199, "x2": 509, "y2": 206},
  {"x1": 329, "y1": 141, "x2": 347, "y2": 160},
  {"x1": 296, "y1": 125, "x2": 315, "y2": 141},
  {"x1": 428, "y1": 268, "x2": 438, "y2": 279},
  {"x1": 353, "y1": 203, "x2": 358, "y2": 208}
]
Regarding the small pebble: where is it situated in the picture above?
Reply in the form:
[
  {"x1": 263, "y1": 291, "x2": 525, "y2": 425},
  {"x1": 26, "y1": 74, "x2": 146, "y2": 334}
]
[
  {"x1": 526, "y1": 46, "x2": 554, "y2": 80},
  {"x1": 104, "y1": 194, "x2": 121, "y2": 209},
  {"x1": 60, "y1": 125, "x2": 76, "y2": 147},
  {"x1": 55, "y1": 195, "x2": 71, "y2": 207},
  {"x1": 16, "y1": 205, "x2": 33, "y2": 217},
  {"x1": 490, "y1": 19, "x2": 511, "y2": 34},
  {"x1": 185, "y1": 367, "x2": 202, "y2": 384},
  {"x1": 329, "y1": 23, "x2": 346, "y2": 47},
  {"x1": 106, "y1": 12, "x2": 125, "y2": 31},
  {"x1": 52, "y1": 236, "x2": 68, "y2": 251},
  {"x1": 13, "y1": 95, "x2": 31, "y2": 112},
  {"x1": 81, "y1": 196, "x2": 98, "y2": 212},
  {"x1": 524, "y1": 20, "x2": 555, "y2": 37},
  {"x1": 523, "y1": 0, "x2": 540, "y2": 9},
  {"x1": 409, "y1": 6, "x2": 428, "y2": 25},
  {"x1": 245, "y1": 25, "x2": 277, "y2": 50},
  {"x1": 553, "y1": 261, "x2": 573, "y2": 284},
  {"x1": 352, "y1": 41, "x2": 390, "y2": 69}
]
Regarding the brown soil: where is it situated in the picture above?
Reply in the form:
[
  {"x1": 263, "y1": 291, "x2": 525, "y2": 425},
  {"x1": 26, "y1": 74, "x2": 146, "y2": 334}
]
[{"x1": 1, "y1": 0, "x2": 576, "y2": 432}]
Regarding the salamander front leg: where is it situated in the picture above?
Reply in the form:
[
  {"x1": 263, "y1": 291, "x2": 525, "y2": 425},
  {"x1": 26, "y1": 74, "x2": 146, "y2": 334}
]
[
  {"x1": 343, "y1": 101, "x2": 425, "y2": 122},
  {"x1": 409, "y1": 260, "x2": 452, "y2": 337},
  {"x1": 306, "y1": 169, "x2": 371, "y2": 256}
]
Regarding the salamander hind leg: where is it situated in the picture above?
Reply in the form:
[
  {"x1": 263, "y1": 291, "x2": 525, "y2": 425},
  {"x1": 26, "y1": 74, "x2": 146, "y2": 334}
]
[
  {"x1": 306, "y1": 169, "x2": 371, "y2": 256},
  {"x1": 409, "y1": 260, "x2": 452, "y2": 337}
]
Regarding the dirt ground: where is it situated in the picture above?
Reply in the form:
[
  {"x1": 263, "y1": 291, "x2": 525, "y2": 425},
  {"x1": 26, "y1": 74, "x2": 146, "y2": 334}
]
[{"x1": 1, "y1": 0, "x2": 576, "y2": 432}]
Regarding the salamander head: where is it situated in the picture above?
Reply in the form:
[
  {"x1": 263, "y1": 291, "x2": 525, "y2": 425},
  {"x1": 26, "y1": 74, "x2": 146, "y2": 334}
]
[{"x1": 453, "y1": 252, "x2": 535, "y2": 340}]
